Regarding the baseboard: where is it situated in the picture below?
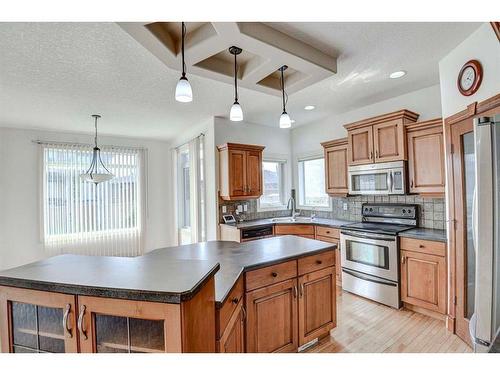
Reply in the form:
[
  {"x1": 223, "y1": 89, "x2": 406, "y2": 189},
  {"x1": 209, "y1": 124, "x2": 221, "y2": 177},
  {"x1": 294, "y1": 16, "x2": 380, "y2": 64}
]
[{"x1": 403, "y1": 303, "x2": 446, "y2": 321}]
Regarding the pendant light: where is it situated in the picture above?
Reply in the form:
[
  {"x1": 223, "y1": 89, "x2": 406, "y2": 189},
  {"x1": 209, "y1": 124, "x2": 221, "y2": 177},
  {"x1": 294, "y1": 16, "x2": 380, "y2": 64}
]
[
  {"x1": 175, "y1": 22, "x2": 193, "y2": 102},
  {"x1": 229, "y1": 46, "x2": 243, "y2": 122},
  {"x1": 80, "y1": 115, "x2": 114, "y2": 184},
  {"x1": 279, "y1": 65, "x2": 292, "y2": 129}
]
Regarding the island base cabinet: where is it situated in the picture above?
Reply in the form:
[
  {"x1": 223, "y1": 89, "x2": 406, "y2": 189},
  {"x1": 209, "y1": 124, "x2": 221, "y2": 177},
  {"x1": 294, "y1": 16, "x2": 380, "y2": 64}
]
[
  {"x1": 298, "y1": 267, "x2": 336, "y2": 346},
  {"x1": 0, "y1": 287, "x2": 78, "y2": 353},
  {"x1": 245, "y1": 278, "x2": 298, "y2": 353},
  {"x1": 217, "y1": 300, "x2": 245, "y2": 353}
]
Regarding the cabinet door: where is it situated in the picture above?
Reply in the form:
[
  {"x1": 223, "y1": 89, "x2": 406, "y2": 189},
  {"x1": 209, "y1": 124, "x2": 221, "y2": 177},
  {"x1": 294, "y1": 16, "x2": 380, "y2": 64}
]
[
  {"x1": 335, "y1": 247, "x2": 342, "y2": 287},
  {"x1": 245, "y1": 279, "x2": 298, "y2": 353},
  {"x1": 407, "y1": 127, "x2": 445, "y2": 194},
  {"x1": 298, "y1": 268, "x2": 336, "y2": 346},
  {"x1": 228, "y1": 149, "x2": 247, "y2": 197},
  {"x1": 373, "y1": 120, "x2": 406, "y2": 162},
  {"x1": 0, "y1": 287, "x2": 78, "y2": 353},
  {"x1": 348, "y1": 126, "x2": 374, "y2": 165},
  {"x1": 325, "y1": 144, "x2": 348, "y2": 195},
  {"x1": 401, "y1": 250, "x2": 446, "y2": 314},
  {"x1": 218, "y1": 302, "x2": 245, "y2": 353},
  {"x1": 245, "y1": 150, "x2": 262, "y2": 197},
  {"x1": 77, "y1": 296, "x2": 181, "y2": 353}
]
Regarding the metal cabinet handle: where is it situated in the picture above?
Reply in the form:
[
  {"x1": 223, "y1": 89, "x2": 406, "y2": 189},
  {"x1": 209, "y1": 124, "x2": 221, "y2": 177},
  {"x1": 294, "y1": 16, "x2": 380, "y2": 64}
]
[
  {"x1": 411, "y1": 180, "x2": 414, "y2": 188},
  {"x1": 316, "y1": 260, "x2": 323, "y2": 265},
  {"x1": 293, "y1": 285, "x2": 298, "y2": 298},
  {"x1": 370, "y1": 151, "x2": 373, "y2": 160},
  {"x1": 78, "y1": 305, "x2": 87, "y2": 340},
  {"x1": 232, "y1": 297, "x2": 239, "y2": 305},
  {"x1": 300, "y1": 283, "x2": 304, "y2": 298},
  {"x1": 271, "y1": 272, "x2": 278, "y2": 277},
  {"x1": 419, "y1": 244, "x2": 425, "y2": 248},
  {"x1": 241, "y1": 305, "x2": 247, "y2": 321},
  {"x1": 62, "y1": 304, "x2": 72, "y2": 338},
  {"x1": 401, "y1": 256, "x2": 406, "y2": 264},
  {"x1": 375, "y1": 150, "x2": 379, "y2": 159}
]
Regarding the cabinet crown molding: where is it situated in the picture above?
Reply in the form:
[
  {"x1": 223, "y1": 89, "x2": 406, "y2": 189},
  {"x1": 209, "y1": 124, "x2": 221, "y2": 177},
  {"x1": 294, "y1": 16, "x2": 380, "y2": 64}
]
[
  {"x1": 320, "y1": 137, "x2": 348, "y2": 148},
  {"x1": 343, "y1": 109, "x2": 420, "y2": 130},
  {"x1": 406, "y1": 118, "x2": 443, "y2": 132},
  {"x1": 217, "y1": 143, "x2": 266, "y2": 152}
]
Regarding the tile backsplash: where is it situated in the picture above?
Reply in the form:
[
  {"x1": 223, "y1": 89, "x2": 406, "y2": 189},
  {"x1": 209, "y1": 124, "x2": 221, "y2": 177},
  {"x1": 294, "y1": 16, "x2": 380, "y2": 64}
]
[{"x1": 219, "y1": 195, "x2": 445, "y2": 230}]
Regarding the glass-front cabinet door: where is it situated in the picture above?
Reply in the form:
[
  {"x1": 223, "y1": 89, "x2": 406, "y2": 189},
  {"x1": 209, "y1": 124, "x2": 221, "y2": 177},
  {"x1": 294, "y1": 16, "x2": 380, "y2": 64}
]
[
  {"x1": 76, "y1": 296, "x2": 181, "y2": 353},
  {"x1": 0, "y1": 287, "x2": 78, "y2": 353}
]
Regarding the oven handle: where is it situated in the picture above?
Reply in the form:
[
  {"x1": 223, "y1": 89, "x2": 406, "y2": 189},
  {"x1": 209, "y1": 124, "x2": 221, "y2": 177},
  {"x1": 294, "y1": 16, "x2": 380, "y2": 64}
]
[
  {"x1": 340, "y1": 230, "x2": 395, "y2": 242},
  {"x1": 342, "y1": 268, "x2": 398, "y2": 287}
]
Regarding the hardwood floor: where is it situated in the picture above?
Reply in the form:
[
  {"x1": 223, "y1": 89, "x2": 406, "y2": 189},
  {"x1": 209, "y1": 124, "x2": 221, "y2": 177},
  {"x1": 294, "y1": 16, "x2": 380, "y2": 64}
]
[{"x1": 304, "y1": 289, "x2": 472, "y2": 353}]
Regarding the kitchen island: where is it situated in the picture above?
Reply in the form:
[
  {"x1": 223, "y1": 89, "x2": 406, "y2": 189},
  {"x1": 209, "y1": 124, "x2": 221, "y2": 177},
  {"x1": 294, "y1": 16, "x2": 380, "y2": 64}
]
[{"x1": 0, "y1": 236, "x2": 336, "y2": 353}]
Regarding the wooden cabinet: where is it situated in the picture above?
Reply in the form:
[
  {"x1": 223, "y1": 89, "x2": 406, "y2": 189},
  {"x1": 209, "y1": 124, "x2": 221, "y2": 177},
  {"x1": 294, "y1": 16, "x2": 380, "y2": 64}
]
[
  {"x1": 0, "y1": 287, "x2": 78, "y2": 353},
  {"x1": 400, "y1": 238, "x2": 446, "y2": 314},
  {"x1": 298, "y1": 267, "x2": 336, "y2": 346},
  {"x1": 246, "y1": 278, "x2": 298, "y2": 353},
  {"x1": 274, "y1": 224, "x2": 315, "y2": 238},
  {"x1": 218, "y1": 143, "x2": 265, "y2": 200},
  {"x1": 315, "y1": 226, "x2": 342, "y2": 286},
  {"x1": 406, "y1": 118, "x2": 445, "y2": 195},
  {"x1": 344, "y1": 110, "x2": 419, "y2": 166},
  {"x1": 217, "y1": 300, "x2": 245, "y2": 353},
  {"x1": 321, "y1": 138, "x2": 348, "y2": 196}
]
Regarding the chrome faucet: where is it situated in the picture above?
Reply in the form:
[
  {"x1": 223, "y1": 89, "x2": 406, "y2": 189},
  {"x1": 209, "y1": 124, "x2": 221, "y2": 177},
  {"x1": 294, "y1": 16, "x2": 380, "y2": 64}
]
[{"x1": 287, "y1": 196, "x2": 299, "y2": 219}]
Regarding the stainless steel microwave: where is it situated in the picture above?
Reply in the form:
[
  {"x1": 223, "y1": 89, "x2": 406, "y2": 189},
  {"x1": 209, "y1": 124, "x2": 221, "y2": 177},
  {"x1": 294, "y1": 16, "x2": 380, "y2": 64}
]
[{"x1": 348, "y1": 161, "x2": 406, "y2": 195}]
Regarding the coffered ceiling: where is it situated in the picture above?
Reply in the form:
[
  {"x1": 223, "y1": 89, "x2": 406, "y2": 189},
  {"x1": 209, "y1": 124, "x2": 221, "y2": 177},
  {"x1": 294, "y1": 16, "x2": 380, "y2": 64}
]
[{"x1": 0, "y1": 22, "x2": 482, "y2": 140}]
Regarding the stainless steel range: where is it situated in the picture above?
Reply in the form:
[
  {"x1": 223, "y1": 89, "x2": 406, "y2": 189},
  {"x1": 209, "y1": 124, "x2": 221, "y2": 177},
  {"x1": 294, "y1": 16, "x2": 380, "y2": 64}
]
[{"x1": 340, "y1": 203, "x2": 418, "y2": 309}]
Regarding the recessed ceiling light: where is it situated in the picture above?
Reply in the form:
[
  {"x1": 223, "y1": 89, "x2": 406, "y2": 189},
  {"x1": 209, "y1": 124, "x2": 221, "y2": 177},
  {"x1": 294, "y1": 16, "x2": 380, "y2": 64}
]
[
  {"x1": 389, "y1": 71, "x2": 406, "y2": 79},
  {"x1": 304, "y1": 105, "x2": 315, "y2": 111}
]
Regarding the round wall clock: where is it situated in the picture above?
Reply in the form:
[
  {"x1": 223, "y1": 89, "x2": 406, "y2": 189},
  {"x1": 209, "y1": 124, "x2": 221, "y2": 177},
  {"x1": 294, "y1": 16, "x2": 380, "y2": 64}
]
[{"x1": 457, "y1": 60, "x2": 483, "y2": 96}]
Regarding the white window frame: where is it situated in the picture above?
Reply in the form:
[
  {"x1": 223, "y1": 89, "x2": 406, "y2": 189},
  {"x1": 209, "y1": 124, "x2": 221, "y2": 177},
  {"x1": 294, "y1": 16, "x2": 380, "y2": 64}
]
[
  {"x1": 296, "y1": 154, "x2": 332, "y2": 211},
  {"x1": 257, "y1": 158, "x2": 288, "y2": 212}
]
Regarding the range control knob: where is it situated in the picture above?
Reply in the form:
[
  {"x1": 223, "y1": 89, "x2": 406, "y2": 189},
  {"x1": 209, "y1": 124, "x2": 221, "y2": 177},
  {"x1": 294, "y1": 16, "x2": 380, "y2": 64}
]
[{"x1": 402, "y1": 209, "x2": 406, "y2": 213}]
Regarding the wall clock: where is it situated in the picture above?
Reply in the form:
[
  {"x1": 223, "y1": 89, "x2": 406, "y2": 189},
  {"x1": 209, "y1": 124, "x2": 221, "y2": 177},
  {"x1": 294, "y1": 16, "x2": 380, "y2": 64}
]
[{"x1": 457, "y1": 59, "x2": 483, "y2": 96}]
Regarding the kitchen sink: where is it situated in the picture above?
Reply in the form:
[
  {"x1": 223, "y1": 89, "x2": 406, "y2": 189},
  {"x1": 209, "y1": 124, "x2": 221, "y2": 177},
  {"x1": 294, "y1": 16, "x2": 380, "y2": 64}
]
[{"x1": 271, "y1": 217, "x2": 314, "y2": 223}]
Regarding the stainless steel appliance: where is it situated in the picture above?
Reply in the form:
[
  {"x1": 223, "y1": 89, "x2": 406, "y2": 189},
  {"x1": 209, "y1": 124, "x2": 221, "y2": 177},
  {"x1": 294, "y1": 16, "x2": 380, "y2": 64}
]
[
  {"x1": 348, "y1": 161, "x2": 406, "y2": 195},
  {"x1": 340, "y1": 203, "x2": 418, "y2": 308},
  {"x1": 469, "y1": 115, "x2": 500, "y2": 352},
  {"x1": 241, "y1": 225, "x2": 274, "y2": 241}
]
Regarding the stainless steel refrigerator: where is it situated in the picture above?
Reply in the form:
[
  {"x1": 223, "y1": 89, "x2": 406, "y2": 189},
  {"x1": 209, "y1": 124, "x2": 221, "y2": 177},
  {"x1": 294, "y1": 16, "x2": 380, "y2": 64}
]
[{"x1": 470, "y1": 115, "x2": 500, "y2": 352}]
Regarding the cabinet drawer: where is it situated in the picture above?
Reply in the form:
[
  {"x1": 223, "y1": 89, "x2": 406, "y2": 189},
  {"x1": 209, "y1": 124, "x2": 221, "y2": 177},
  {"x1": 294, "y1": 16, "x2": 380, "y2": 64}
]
[
  {"x1": 245, "y1": 260, "x2": 297, "y2": 291},
  {"x1": 315, "y1": 235, "x2": 337, "y2": 244},
  {"x1": 217, "y1": 276, "x2": 244, "y2": 339},
  {"x1": 400, "y1": 237, "x2": 445, "y2": 257},
  {"x1": 315, "y1": 226, "x2": 340, "y2": 239},
  {"x1": 274, "y1": 225, "x2": 314, "y2": 236},
  {"x1": 298, "y1": 250, "x2": 335, "y2": 275}
]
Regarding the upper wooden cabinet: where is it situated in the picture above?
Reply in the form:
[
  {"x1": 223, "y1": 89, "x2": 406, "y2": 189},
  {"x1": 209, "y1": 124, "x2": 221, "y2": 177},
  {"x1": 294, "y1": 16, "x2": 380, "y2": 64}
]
[
  {"x1": 344, "y1": 110, "x2": 419, "y2": 165},
  {"x1": 406, "y1": 118, "x2": 445, "y2": 195},
  {"x1": 218, "y1": 143, "x2": 265, "y2": 201},
  {"x1": 321, "y1": 138, "x2": 348, "y2": 196}
]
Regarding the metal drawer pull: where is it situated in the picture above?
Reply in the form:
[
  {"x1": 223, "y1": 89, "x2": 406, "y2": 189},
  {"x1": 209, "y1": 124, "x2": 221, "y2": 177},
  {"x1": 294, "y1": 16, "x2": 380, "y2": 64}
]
[
  {"x1": 401, "y1": 256, "x2": 406, "y2": 264},
  {"x1": 419, "y1": 244, "x2": 425, "y2": 248},
  {"x1": 62, "y1": 304, "x2": 72, "y2": 338},
  {"x1": 316, "y1": 260, "x2": 323, "y2": 265},
  {"x1": 300, "y1": 284, "x2": 304, "y2": 297},
  {"x1": 241, "y1": 306, "x2": 247, "y2": 321},
  {"x1": 293, "y1": 285, "x2": 298, "y2": 298},
  {"x1": 271, "y1": 272, "x2": 278, "y2": 277},
  {"x1": 78, "y1": 305, "x2": 87, "y2": 340}
]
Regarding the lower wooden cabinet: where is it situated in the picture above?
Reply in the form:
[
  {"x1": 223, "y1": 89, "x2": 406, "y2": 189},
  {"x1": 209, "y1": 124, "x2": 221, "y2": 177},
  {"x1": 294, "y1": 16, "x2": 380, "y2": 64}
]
[
  {"x1": 298, "y1": 267, "x2": 336, "y2": 346},
  {"x1": 400, "y1": 250, "x2": 446, "y2": 314},
  {"x1": 217, "y1": 300, "x2": 245, "y2": 353},
  {"x1": 0, "y1": 287, "x2": 78, "y2": 353},
  {"x1": 245, "y1": 278, "x2": 298, "y2": 353}
]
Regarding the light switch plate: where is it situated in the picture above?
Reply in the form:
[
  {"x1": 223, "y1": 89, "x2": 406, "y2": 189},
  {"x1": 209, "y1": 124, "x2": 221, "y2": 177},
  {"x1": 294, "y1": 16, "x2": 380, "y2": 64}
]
[
  {"x1": 237, "y1": 205, "x2": 243, "y2": 212},
  {"x1": 243, "y1": 204, "x2": 248, "y2": 212},
  {"x1": 222, "y1": 206, "x2": 227, "y2": 214},
  {"x1": 343, "y1": 203, "x2": 348, "y2": 211}
]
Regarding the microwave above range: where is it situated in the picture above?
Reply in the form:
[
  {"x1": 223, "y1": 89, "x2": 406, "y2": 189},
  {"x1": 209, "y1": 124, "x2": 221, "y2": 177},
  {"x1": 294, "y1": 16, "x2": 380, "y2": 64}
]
[{"x1": 348, "y1": 161, "x2": 406, "y2": 195}]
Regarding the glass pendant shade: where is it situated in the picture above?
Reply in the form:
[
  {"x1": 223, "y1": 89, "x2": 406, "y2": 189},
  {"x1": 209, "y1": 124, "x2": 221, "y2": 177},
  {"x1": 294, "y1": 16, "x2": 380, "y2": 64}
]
[
  {"x1": 175, "y1": 76, "x2": 193, "y2": 102},
  {"x1": 230, "y1": 101, "x2": 243, "y2": 122},
  {"x1": 279, "y1": 111, "x2": 292, "y2": 128}
]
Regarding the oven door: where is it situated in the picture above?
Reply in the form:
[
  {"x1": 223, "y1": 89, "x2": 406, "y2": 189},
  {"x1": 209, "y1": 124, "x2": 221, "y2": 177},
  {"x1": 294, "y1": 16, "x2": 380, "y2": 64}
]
[
  {"x1": 340, "y1": 230, "x2": 398, "y2": 281},
  {"x1": 348, "y1": 162, "x2": 406, "y2": 195}
]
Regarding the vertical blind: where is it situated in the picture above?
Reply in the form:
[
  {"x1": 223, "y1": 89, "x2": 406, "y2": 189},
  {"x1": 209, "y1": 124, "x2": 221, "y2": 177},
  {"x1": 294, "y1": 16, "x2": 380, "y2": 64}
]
[{"x1": 41, "y1": 142, "x2": 145, "y2": 257}]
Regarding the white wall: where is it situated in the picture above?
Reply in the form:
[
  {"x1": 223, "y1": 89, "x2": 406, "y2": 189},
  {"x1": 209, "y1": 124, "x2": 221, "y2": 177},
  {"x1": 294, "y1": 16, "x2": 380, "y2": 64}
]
[
  {"x1": 439, "y1": 23, "x2": 500, "y2": 118},
  {"x1": 0, "y1": 127, "x2": 173, "y2": 270}
]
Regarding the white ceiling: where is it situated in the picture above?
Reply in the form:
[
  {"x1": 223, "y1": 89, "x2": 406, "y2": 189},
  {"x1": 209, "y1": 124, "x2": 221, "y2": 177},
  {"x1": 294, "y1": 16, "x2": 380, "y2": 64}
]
[{"x1": 0, "y1": 22, "x2": 481, "y2": 140}]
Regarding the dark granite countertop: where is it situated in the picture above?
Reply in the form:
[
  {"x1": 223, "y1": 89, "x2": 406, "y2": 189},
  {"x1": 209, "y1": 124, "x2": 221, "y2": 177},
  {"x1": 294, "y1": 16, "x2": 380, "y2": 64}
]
[
  {"x1": 145, "y1": 235, "x2": 336, "y2": 307},
  {"x1": 223, "y1": 217, "x2": 353, "y2": 230},
  {"x1": 0, "y1": 254, "x2": 220, "y2": 304},
  {"x1": 398, "y1": 228, "x2": 447, "y2": 243}
]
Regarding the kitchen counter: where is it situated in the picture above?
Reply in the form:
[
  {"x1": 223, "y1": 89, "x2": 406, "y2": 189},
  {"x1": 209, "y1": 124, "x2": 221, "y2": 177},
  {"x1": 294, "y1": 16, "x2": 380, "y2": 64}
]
[
  {"x1": 146, "y1": 235, "x2": 336, "y2": 307},
  {"x1": 228, "y1": 217, "x2": 353, "y2": 229},
  {"x1": 398, "y1": 228, "x2": 447, "y2": 243},
  {"x1": 0, "y1": 254, "x2": 220, "y2": 304}
]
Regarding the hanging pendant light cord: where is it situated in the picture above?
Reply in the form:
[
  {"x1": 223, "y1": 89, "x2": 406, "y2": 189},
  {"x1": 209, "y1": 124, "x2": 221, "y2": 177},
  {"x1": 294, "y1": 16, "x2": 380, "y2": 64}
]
[
  {"x1": 181, "y1": 22, "x2": 186, "y2": 77},
  {"x1": 280, "y1": 68, "x2": 288, "y2": 112},
  {"x1": 234, "y1": 52, "x2": 238, "y2": 102},
  {"x1": 94, "y1": 115, "x2": 98, "y2": 148}
]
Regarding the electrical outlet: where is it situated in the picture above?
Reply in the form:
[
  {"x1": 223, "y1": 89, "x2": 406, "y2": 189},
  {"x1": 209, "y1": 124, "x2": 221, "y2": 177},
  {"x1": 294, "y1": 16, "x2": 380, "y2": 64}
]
[
  {"x1": 222, "y1": 206, "x2": 227, "y2": 214},
  {"x1": 237, "y1": 205, "x2": 243, "y2": 212},
  {"x1": 343, "y1": 203, "x2": 348, "y2": 211},
  {"x1": 243, "y1": 204, "x2": 248, "y2": 212}
]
